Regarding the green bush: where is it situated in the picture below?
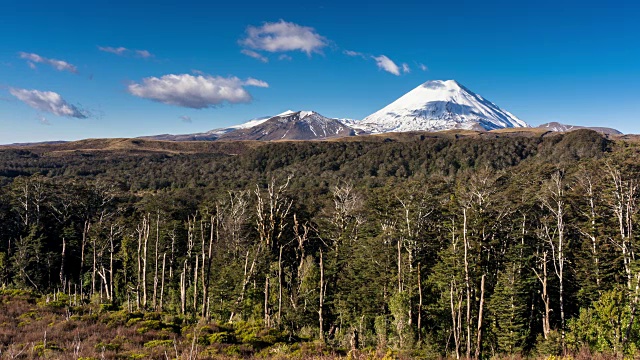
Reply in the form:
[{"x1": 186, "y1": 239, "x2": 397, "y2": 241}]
[
  {"x1": 136, "y1": 319, "x2": 162, "y2": 334},
  {"x1": 208, "y1": 331, "x2": 237, "y2": 344},
  {"x1": 38, "y1": 293, "x2": 70, "y2": 308},
  {"x1": 224, "y1": 344, "x2": 241, "y2": 356},
  {"x1": 143, "y1": 339, "x2": 174, "y2": 348},
  {"x1": 536, "y1": 330, "x2": 564, "y2": 356}
]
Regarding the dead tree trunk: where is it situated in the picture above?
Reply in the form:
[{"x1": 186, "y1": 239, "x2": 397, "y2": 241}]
[
  {"x1": 417, "y1": 262, "x2": 423, "y2": 343},
  {"x1": 92, "y1": 234, "x2": 96, "y2": 297},
  {"x1": 180, "y1": 259, "x2": 187, "y2": 315},
  {"x1": 255, "y1": 177, "x2": 293, "y2": 328},
  {"x1": 608, "y1": 166, "x2": 637, "y2": 289},
  {"x1": 136, "y1": 220, "x2": 142, "y2": 310},
  {"x1": 142, "y1": 215, "x2": 149, "y2": 308},
  {"x1": 60, "y1": 238, "x2": 66, "y2": 291},
  {"x1": 475, "y1": 274, "x2": 486, "y2": 360},
  {"x1": 193, "y1": 249, "x2": 199, "y2": 313},
  {"x1": 319, "y1": 249, "x2": 325, "y2": 343},
  {"x1": 278, "y1": 244, "x2": 283, "y2": 325},
  {"x1": 109, "y1": 225, "x2": 115, "y2": 302},
  {"x1": 397, "y1": 237, "x2": 402, "y2": 293},
  {"x1": 534, "y1": 250, "x2": 551, "y2": 339},
  {"x1": 541, "y1": 172, "x2": 567, "y2": 342},
  {"x1": 81, "y1": 220, "x2": 90, "y2": 300},
  {"x1": 463, "y1": 207, "x2": 472, "y2": 359},
  {"x1": 160, "y1": 253, "x2": 166, "y2": 311},
  {"x1": 203, "y1": 213, "x2": 216, "y2": 319},
  {"x1": 264, "y1": 276, "x2": 270, "y2": 328},
  {"x1": 153, "y1": 212, "x2": 160, "y2": 310}
]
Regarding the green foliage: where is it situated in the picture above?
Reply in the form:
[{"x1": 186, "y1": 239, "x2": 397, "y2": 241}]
[
  {"x1": 536, "y1": 330, "x2": 564, "y2": 356},
  {"x1": 143, "y1": 339, "x2": 174, "y2": 348},
  {"x1": 374, "y1": 315, "x2": 388, "y2": 349},
  {"x1": 0, "y1": 131, "x2": 637, "y2": 358},
  {"x1": 489, "y1": 266, "x2": 528, "y2": 353},
  {"x1": 208, "y1": 331, "x2": 237, "y2": 344},
  {"x1": 567, "y1": 288, "x2": 629, "y2": 354},
  {"x1": 388, "y1": 292, "x2": 413, "y2": 349}
]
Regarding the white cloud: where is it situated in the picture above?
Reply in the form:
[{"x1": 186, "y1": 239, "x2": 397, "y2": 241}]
[
  {"x1": 278, "y1": 54, "x2": 292, "y2": 61},
  {"x1": 243, "y1": 78, "x2": 269, "y2": 88},
  {"x1": 18, "y1": 52, "x2": 77, "y2": 73},
  {"x1": 135, "y1": 49, "x2": 153, "y2": 58},
  {"x1": 127, "y1": 73, "x2": 269, "y2": 109},
  {"x1": 372, "y1": 55, "x2": 400, "y2": 76},
  {"x1": 418, "y1": 63, "x2": 428, "y2": 71},
  {"x1": 179, "y1": 115, "x2": 192, "y2": 123},
  {"x1": 402, "y1": 63, "x2": 410, "y2": 74},
  {"x1": 241, "y1": 20, "x2": 327, "y2": 55},
  {"x1": 241, "y1": 49, "x2": 269, "y2": 63},
  {"x1": 98, "y1": 46, "x2": 128, "y2": 55},
  {"x1": 9, "y1": 88, "x2": 88, "y2": 118},
  {"x1": 98, "y1": 46, "x2": 154, "y2": 59},
  {"x1": 344, "y1": 50, "x2": 366, "y2": 59}
]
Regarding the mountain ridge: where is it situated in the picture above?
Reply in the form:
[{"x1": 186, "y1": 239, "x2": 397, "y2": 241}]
[
  {"x1": 537, "y1": 121, "x2": 622, "y2": 135},
  {"x1": 136, "y1": 80, "x2": 624, "y2": 142}
]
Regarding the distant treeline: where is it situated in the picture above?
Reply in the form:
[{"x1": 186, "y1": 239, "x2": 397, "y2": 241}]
[{"x1": 0, "y1": 130, "x2": 638, "y2": 358}]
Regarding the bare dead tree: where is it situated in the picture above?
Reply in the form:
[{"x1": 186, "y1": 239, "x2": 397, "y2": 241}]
[
  {"x1": 153, "y1": 211, "x2": 160, "y2": 310},
  {"x1": 202, "y1": 211, "x2": 217, "y2": 319},
  {"x1": 319, "y1": 249, "x2": 326, "y2": 343},
  {"x1": 540, "y1": 171, "x2": 567, "y2": 342},
  {"x1": 607, "y1": 164, "x2": 637, "y2": 288},
  {"x1": 574, "y1": 169, "x2": 602, "y2": 288},
  {"x1": 533, "y1": 247, "x2": 552, "y2": 339},
  {"x1": 475, "y1": 274, "x2": 486, "y2": 359},
  {"x1": 160, "y1": 252, "x2": 166, "y2": 311},
  {"x1": 255, "y1": 176, "x2": 293, "y2": 328},
  {"x1": 135, "y1": 214, "x2": 150, "y2": 309}
]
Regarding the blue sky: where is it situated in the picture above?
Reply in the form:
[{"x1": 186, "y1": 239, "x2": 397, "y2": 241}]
[{"x1": 1, "y1": 0, "x2": 639, "y2": 143}]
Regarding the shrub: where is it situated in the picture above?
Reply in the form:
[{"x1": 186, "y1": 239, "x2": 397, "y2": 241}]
[
  {"x1": 137, "y1": 321, "x2": 160, "y2": 334},
  {"x1": 143, "y1": 339, "x2": 174, "y2": 348},
  {"x1": 208, "y1": 331, "x2": 237, "y2": 344}
]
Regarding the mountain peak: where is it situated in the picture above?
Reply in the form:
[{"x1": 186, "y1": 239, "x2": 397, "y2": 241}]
[
  {"x1": 277, "y1": 110, "x2": 296, "y2": 116},
  {"x1": 358, "y1": 80, "x2": 529, "y2": 133},
  {"x1": 276, "y1": 110, "x2": 317, "y2": 119},
  {"x1": 216, "y1": 109, "x2": 356, "y2": 141},
  {"x1": 421, "y1": 79, "x2": 461, "y2": 89}
]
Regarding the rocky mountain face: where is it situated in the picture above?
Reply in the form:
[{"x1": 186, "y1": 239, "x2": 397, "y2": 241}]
[{"x1": 217, "y1": 111, "x2": 356, "y2": 141}]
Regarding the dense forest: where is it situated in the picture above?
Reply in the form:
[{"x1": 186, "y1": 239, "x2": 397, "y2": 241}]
[{"x1": 1, "y1": 129, "x2": 639, "y2": 359}]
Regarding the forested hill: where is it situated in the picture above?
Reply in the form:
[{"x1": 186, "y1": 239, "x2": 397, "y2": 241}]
[
  {"x1": 0, "y1": 129, "x2": 612, "y2": 191},
  {"x1": 1, "y1": 129, "x2": 639, "y2": 359}
]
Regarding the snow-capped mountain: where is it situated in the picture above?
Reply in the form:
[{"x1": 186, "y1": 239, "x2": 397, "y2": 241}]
[
  {"x1": 141, "y1": 115, "x2": 272, "y2": 141},
  {"x1": 218, "y1": 110, "x2": 357, "y2": 141},
  {"x1": 358, "y1": 80, "x2": 529, "y2": 132},
  {"x1": 537, "y1": 122, "x2": 622, "y2": 135},
  {"x1": 144, "y1": 80, "x2": 534, "y2": 142}
]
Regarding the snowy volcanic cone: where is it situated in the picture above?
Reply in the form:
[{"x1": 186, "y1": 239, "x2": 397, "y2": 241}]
[{"x1": 358, "y1": 80, "x2": 529, "y2": 133}]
